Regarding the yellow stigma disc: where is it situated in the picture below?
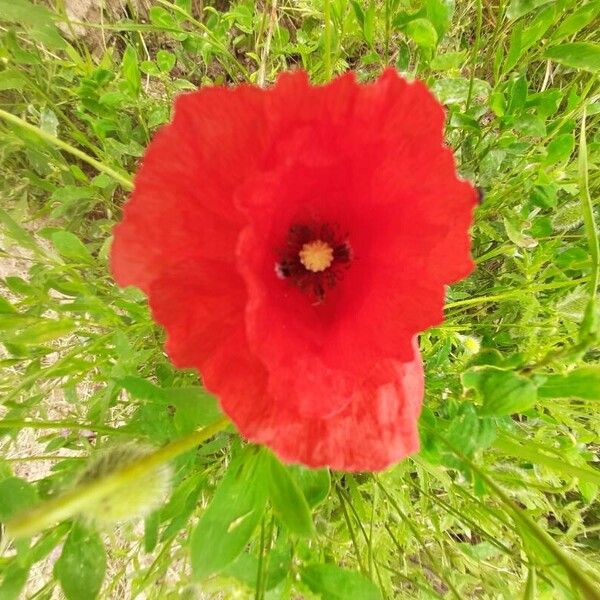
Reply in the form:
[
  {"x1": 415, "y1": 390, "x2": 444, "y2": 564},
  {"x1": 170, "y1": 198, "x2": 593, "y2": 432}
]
[{"x1": 299, "y1": 240, "x2": 334, "y2": 273}]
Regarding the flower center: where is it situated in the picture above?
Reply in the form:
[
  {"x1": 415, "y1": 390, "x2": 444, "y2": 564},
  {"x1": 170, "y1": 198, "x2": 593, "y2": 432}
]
[
  {"x1": 299, "y1": 240, "x2": 334, "y2": 272},
  {"x1": 275, "y1": 222, "x2": 352, "y2": 303}
]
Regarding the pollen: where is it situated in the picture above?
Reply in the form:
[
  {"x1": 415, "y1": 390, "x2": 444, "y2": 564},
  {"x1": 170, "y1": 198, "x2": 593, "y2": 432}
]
[{"x1": 299, "y1": 239, "x2": 334, "y2": 273}]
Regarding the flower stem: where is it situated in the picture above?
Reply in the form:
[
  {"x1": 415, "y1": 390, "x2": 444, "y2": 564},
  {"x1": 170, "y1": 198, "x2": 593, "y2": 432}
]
[
  {"x1": 465, "y1": 0, "x2": 483, "y2": 111},
  {"x1": 6, "y1": 417, "x2": 230, "y2": 539},
  {"x1": 578, "y1": 107, "x2": 599, "y2": 341},
  {"x1": 322, "y1": 0, "x2": 332, "y2": 81},
  {"x1": 0, "y1": 108, "x2": 133, "y2": 191}
]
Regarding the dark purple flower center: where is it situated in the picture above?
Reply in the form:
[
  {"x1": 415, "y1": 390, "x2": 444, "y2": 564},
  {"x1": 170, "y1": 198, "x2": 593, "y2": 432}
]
[{"x1": 275, "y1": 222, "x2": 352, "y2": 302}]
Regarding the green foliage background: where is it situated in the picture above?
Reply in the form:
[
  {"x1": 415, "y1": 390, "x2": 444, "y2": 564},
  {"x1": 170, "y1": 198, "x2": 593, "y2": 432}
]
[{"x1": 0, "y1": 0, "x2": 599, "y2": 598}]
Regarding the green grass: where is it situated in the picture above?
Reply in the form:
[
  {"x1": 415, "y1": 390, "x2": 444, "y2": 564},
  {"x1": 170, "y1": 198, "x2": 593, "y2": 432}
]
[{"x1": 1, "y1": 0, "x2": 599, "y2": 598}]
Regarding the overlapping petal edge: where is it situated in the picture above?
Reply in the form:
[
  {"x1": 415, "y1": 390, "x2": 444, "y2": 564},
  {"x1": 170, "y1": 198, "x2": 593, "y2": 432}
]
[{"x1": 111, "y1": 69, "x2": 477, "y2": 471}]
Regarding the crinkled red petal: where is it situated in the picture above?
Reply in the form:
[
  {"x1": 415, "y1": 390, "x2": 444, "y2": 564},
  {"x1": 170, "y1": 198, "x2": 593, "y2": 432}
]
[{"x1": 111, "y1": 69, "x2": 475, "y2": 471}]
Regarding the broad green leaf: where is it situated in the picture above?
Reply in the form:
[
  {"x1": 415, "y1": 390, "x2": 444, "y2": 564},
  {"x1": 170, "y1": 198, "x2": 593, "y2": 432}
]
[
  {"x1": 267, "y1": 452, "x2": 314, "y2": 537},
  {"x1": 405, "y1": 18, "x2": 438, "y2": 49},
  {"x1": 54, "y1": 523, "x2": 106, "y2": 600},
  {"x1": 0, "y1": 69, "x2": 28, "y2": 91},
  {"x1": 0, "y1": 296, "x2": 17, "y2": 314},
  {"x1": 156, "y1": 50, "x2": 176, "y2": 73},
  {"x1": 506, "y1": 0, "x2": 553, "y2": 20},
  {"x1": 537, "y1": 367, "x2": 600, "y2": 400},
  {"x1": 301, "y1": 564, "x2": 382, "y2": 600},
  {"x1": 167, "y1": 387, "x2": 222, "y2": 433},
  {"x1": 430, "y1": 50, "x2": 466, "y2": 71},
  {"x1": 0, "y1": 566, "x2": 29, "y2": 600},
  {"x1": 289, "y1": 466, "x2": 331, "y2": 508},
  {"x1": 545, "y1": 134, "x2": 575, "y2": 165},
  {"x1": 552, "y1": 2, "x2": 600, "y2": 41},
  {"x1": 51, "y1": 231, "x2": 94, "y2": 264},
  {"x1": 545, "y1": 43, "x2": 600, "y2": 72},
  {"x1": 121, "y1": 45, "x2": 141, "y2": 96},
  {"x1": 425, "y1": 0, "x2": 450, "y2": 39},
  {"x1": 117, "y1": 376, "x2": 165, "y2": 402},
  {"x1": 0, "y1": 477, "x2": 38, "y2": 521},
  {"x1": 463, "y1": 368, "x2": 538, "y2": 416},
  {"x1": 190, "y1": 448, "x2": 268, "y2": 579}
]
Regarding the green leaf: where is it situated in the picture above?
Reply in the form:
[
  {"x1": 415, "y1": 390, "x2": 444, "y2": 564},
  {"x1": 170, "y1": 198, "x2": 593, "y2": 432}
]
[
  {"x1": 51, "y1": 231, "x2": 94, "y2": 264},
  {"x1": 506, "y1": 0, "x2": 553, "y2": 20},
  {"x1": 552, "y1": 2, "x2": 600, "y2": 41},
  {"x1": 167, "y1": 387, "x2": 223, "y2": 434},
  {"x1": 405, "y1": 18, "x2": 438, "y2": 49},
  {"x1": 10, "y1": 318, "x2": 75, "y2": 345},
  {"x1": 349, "y1": 0, "x2": 365, "y2": 29},
  {"x1": 267, "y1": 453, "x2": 314, "y2": 537},
  {"x1": 0, "y1": 0, "x2": 65, "y2": 48},
  {"x1": 301, "y1": 564, "x2": 382, "y2": 600},
  {"x1": 463, "y1": 368, "x2": 538, "y2": 416},
  {"x1": 0, "y1": 477, "x2": 38, "y2": 521},
  {"x1": 117, "y1": 376, "x2": 165, "y2": 402},
  {"x1": 156, "y1": 50, "x2": 176, "y2": 73},
  {"x1": 545, "y1": 43, "x2": 600, "y2": 72},
  {"x1": 190, "y1": 448, "x2": 268, "y2": 579},
  {"x1": 289, "y1": 466, "x2": 331, "y2": 508},
  {"x1": 425, "y1": 0, "x2": 450, "y2": 39},
  {"x1": 0, "y1": 69, "x2": 28, "y2": 91},
  {"x1": 121, "y1": 45, "x2": 141, "y2": 96},
  {"x1": 545, "y1": 133, "x2": 575, "y2": 165},
  {"x1": 537, "y1": 367, "x2": 600, "y2": 400},
  {"x1": 0, "y1": 207, "x2": 41, "y2": 254},
  {"x1": 0, "y1": 566, "x2": 29, "y2": 600},
  {"x1": 54, "y1": 523, "x2": 106, "y2": 600}
]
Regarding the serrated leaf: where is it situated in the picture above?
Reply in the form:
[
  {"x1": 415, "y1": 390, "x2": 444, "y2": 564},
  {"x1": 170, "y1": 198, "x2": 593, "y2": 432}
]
[
  {"x1": 267, "y1": 452, "x2": 314, "y2": 537},
  {"x1": 54, "y1": 523, "x2": 106, "y2": 600},
  {"x1": 301, "y1": 564, "x2": 382, "y2": 600},
  {"x1": 190, "y1": 448, "x2": 268, "y2": 579}
]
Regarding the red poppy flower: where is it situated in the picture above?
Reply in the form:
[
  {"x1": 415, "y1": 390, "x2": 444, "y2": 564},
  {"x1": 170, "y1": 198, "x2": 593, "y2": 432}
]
[{"x1": 111, "y1": 69, "x2": 476, "y2": 471}]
